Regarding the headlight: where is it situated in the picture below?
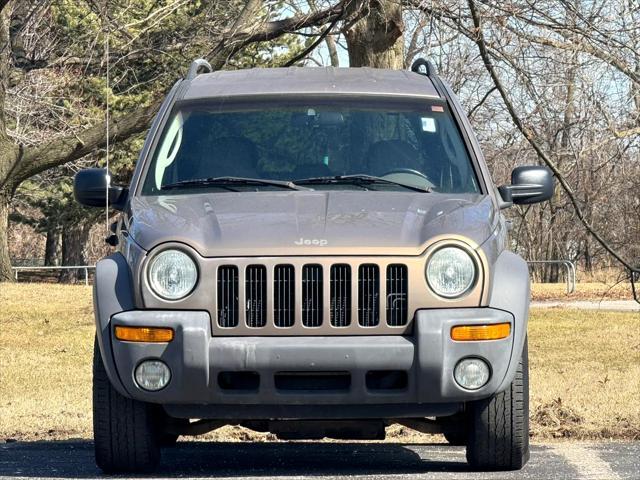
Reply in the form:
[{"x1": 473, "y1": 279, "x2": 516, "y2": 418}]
[
  {"x1": 426, "y1": 246, "x2": 476, "y2": 298},
  {"x1": 148, "y1": 249, "x2": 198, "y2": 300}
]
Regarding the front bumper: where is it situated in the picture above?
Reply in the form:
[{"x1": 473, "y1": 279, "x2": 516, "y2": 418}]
[{"x1": 108, "y1": 308, "x2": 514, "y2": 410}]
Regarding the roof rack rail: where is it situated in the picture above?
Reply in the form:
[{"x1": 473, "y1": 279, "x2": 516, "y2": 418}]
[
  {"x1": 410, "y1": 58, "x2": 438, "y2": 77},
  {"x1": 186, "y1": 58, "x2": 212, "y2": 80}
]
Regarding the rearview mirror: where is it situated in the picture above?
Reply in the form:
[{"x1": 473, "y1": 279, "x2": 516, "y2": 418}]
[
  {"x1": 498, "y1": 166, "x2": 554, "y2": 208},
  {"x1": 73, "y1": 168, "x2": 128, "y2": 210}
]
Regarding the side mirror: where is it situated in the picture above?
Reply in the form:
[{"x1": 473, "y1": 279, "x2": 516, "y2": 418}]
[
  {"x1": 498, "y1": 166, "x2": 554, "y2": 208},
  {"x1": 73, "y1": 168, "x2": 128, "y2": 211}
]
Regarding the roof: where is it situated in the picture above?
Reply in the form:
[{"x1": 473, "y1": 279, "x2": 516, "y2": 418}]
[{"x1": 180, "y1": 67, "x2": 440, "y2": 101}]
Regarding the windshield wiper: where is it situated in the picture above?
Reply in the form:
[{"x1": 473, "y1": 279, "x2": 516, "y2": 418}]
[
  {"x1": 162, "y1": 176, "x2": 309, "y2": 191},
  {"x1": 294, "y1": 174, "x2": 431, "y2": 193}
]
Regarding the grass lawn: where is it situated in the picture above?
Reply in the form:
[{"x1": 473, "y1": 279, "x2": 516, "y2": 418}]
[{"x1": 1, "y1": 283, "x2": 638, "y2": 442}]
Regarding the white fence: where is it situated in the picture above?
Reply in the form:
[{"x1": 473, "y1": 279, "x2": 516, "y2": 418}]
[
  {"x1": 526, "y1": 260, "x2": 576, "y2": 294},
  {"x1": 12, "y1": 260, "x2": 578, "y2": 294},
  {"x1": 11, "y1": 265, "x2": 96, "y2": 286}
]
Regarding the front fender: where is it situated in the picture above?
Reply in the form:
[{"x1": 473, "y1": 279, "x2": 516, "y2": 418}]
[
  {"x1": 487, "y1": 250, "x2": 530, "y2": 392},
  {"x1": 93, "y1": 252, "x2": 136, "y2": 396}
]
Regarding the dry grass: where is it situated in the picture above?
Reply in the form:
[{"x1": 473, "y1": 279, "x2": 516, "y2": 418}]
[
  {"x1": 531, "y1": 282, "x2": 634, "y2": 301},
  {"x1": 1, "y1": 283, "x2": 638, "y2": 443},
  {"x1": 0, "y1": 283, "x2": 94, "y2": 441},
  {"x1": 528, "y1": 308, "x2": 640, "y2": 440}
]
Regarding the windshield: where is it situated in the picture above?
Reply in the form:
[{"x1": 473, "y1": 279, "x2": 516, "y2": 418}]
[{"x1": 141, "y1": 98, "x2": 480, "y2": 195}]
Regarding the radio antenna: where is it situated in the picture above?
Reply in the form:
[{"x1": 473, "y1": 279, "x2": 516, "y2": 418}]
[{"x1": 103, "y1": 9, "x2": 110, "y2": 233}]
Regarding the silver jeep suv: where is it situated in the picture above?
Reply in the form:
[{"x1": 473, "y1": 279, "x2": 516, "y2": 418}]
[{"x1": 74, "y1": 58, "x2": 554, "y2": 473}]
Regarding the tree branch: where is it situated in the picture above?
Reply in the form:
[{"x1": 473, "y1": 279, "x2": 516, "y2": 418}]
[
  {"x1": 499, "y1": 22, "x2": 640, "y2": 86},
  {"x1": 12, "y1": 98, "x2": 163, "y2": 186},
  {"x1": 283, "y1": 12, "x2": 343, "y2": 67},
  {"x1": 613, "y1": 126, "x2": 640, "y2": 139},
  {"x1": 208, "y1": 0, "x2": 361, "y2": 69},
  {"x1": 467, "y1": 86, "x2": 496, "y2": 118}
]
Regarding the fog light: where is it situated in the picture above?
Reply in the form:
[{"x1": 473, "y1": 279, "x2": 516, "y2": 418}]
[
  {"x1": 454, "y1": 358, "x2": 490, "y2": 390},
  {"x1": 135, "y1": 360, "x2": 171, "y2": 391}
]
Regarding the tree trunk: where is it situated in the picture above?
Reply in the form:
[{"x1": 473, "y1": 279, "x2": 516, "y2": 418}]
[
  {"x1": 584, "y1": 240, "x2": 593, "y2": 273},
  {"x1": 59, "y1": 222, "x2": 91, "y2": 283},
  {"x1": 44, "y1": 225, "x2": 62, "y2": 266},
  {"x1": 326, "y1": 34, "x2": 340, "y2": 67},
  {"x1": 0, "y1": 190, "x2": 12, "y2": 282},
  {"x1": 344, "y1": 0, "x2": 404, "y2": 69}
]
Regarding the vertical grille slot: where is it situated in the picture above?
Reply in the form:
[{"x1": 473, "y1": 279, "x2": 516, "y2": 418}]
[
  {"x1": 358, "y1": 264, "x2": 380, "y2": 327},
  {"x1": 274, "y1": 264, "x2": 295, "y2": 327},
  {"x1": 330, "y1": 264, "x2": 351, "y2": 327},
  {"x1": 302, "y1": 264, "x2": 323, "y2": 327},
  {"x1": 386, "y1": 264, "x2": 408, "y2": 326},
  {"x1": 217, "y1": 265, "x2": 239, "y2": 327},
  {"x1": 245, "y1": 265, "x2": 267, "y2": 327}
]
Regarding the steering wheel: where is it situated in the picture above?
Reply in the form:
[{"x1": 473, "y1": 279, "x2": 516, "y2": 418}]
[{"x1": 382, "y1": 168, "x2": 429, "y2": 180}]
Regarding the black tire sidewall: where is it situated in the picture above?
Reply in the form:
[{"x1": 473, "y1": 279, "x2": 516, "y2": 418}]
[
  {"x1": 92, "y1": 338, "x2": 162, "y2": 473},
  {"x1": 466, "y1": 336, "x2": 530, "y2": 470}
]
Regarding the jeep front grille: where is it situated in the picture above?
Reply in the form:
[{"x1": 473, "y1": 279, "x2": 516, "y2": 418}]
[
  {"x1": 217, "y1": 265, "x2": 239, "y2": 327},
  {"x1": 245, "y1": 265, "x2": 267, "y2": 327},
  {"x1": 302, "y1": 264, "x2": 323, "y2": 327},
  {"x1": 330, "y1": 264, "x2": 352, "y2": 327},
  {"x1": 274, "y1": 264, "x2": 295, "y2": 327},
  {"x1": 213, "y1": 259, "x2": 418, "y2": 335},
  {"x1": 386, "y1": 264, "x2": 408, "y2": 327},
  {"x1": 358, "y1": 264, "x2": 380, "y2": 327}
]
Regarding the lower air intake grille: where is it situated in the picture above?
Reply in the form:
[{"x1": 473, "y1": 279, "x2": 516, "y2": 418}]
[
  {"x1": 217, "y1": 265, "x2": 239, "y2": 327},
  {"x1": 274, "y1": 265, "x2": 295, "y2": 327},
  {"x1": 386, "y1": 264, "x2": 408, "y2": 326},
  {"x1": 245, "y1": 265, "x2": 267, "y2": 327},
  {"x1": 358, "y1": 264, "x2": 380, "y2": 327},
  {"x1": 330, "y1": 264, "x2": 351, "y2": 327},
  {"x1": 302, "y1": 264, "x2": 323, "y2": 327}
]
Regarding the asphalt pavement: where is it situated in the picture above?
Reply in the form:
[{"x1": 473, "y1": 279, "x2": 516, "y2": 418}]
[{"x1": 1, "y1": 440, "x2": 638, "y2": 479}]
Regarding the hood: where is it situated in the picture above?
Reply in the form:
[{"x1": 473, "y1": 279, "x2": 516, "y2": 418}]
[{"x1": 128, "y1": 191, "x2": 498, "y2": 257}]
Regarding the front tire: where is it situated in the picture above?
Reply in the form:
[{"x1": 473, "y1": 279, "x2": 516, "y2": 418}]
[
  {"x1": 466, "y1": 338, "x2": 530, "y2": 470},
  {"x1": 93, "y1": 339, "x2": 161, "y2": 473}
]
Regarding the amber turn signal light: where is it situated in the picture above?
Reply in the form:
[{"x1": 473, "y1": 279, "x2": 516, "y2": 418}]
[
  {"x1": 451, "y1": 323, "x2": 511, "y2": 341},
  {"x1": 114, "y1": 326, "x2": 174, "y2": 343}
]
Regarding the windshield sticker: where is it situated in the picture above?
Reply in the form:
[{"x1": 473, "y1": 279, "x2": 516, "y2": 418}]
[
  {"x1": 421, "y1": 117, "x2": 436, "y2": 133},
  {"x1": 431, "y1": 105, "x2": 445, "y2": 113}
]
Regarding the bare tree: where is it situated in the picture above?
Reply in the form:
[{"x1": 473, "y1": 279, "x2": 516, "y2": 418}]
[{"x1": 405, "y1": 0, "x2": 639, "y2": 285}]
